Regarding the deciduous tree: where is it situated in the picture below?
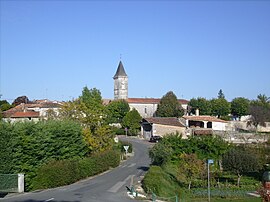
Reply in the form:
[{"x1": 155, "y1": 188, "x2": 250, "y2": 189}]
[
  {"x1": 231, "y1": 97, "x2": 250, "y2": 119},
  {"x1": 222, "y1": 147, "x2": 260, "y2": 186},
  {"x1": 12, "y1": 96, "x2": 30, "y2": 106},
  {"x1": 177, "y1": 153, "x2": 205, "y2": 189},
  {"x1": 105, "y1": 99, "x2": 130, "y2": 124},
  {"x1": 156, "y1": 91, "x2": 184, "y2": 117},
  {"x1": 210, "y1": 98, "x2": 231, "y2": 118},
  {"x1": 188, "y1": 97, "x2": 212, "y2": 115},
  {"x1": 122, "y1": 108, "x2": 142, "y2": 135}
]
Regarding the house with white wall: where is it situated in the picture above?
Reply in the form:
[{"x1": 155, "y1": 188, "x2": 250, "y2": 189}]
[{"x1": 2, "y1": 99, "x2": 62, "y2": 123}]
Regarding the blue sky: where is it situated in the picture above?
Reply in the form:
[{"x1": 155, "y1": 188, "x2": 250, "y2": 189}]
[{"x1": 1, "y1": 1, "x2": 270, "y2": 103}]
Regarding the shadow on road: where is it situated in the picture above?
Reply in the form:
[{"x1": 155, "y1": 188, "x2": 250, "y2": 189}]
[
  {"x1": 0, "y1": 192, "x2": 8, "y2": 198},
  {"x1": 137, "y1": 166, "x2": 149, "y2": 172}
]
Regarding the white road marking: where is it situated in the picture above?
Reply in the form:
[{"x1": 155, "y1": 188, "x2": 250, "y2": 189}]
[
  {"x1": 128, "y1": 163, "x2": 136, "y2": 168},
  {"x1": 45, "y1": 198, "x2": 54, "y2": 202},
  {"x1": 107, "y1": 175, "x2": 133, "y2": 193},
  {"x1": 107, "y1": 181, "x2": 126, "y2": 193}
]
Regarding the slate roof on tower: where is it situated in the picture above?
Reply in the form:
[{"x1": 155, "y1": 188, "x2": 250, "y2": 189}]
[{"x1": 113, "y1": 61, "x2": 127, "y2": 79}]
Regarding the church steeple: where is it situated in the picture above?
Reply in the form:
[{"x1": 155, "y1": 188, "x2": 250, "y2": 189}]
[
  {"x1": 113, "y1": 61, "x2": 127, "y2": 79},
  {"x1": 113, "y1": 61, "x2": 128, "y2": 100}
]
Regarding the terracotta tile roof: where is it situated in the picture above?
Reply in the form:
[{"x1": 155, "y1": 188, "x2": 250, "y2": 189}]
[
  {"x1": 143, "y1": 117, "x2": 185, "y2": 127},
  {"x1": 103, "y1": 99, "x2": 113, "y2": 105},
  {"x1": 128, "y1": 98, "x2": 189, "y2": 105},
  {"x1": 183, "y1": 115, "x2": 227, "y2": 123},
  {"x1": 3, "y1": 101, "x2": 61, "y2": 118},
  {"x1": 10, "y1": 111, "x2": 40, "y2": 118}
]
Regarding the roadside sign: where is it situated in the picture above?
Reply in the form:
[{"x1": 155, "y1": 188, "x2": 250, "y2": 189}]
[
  {"x1": 123, "y1": 146, "x2": 129, "y2": 152},
  {"x1": 208, "y1": 159, "x2": 214, "y2": 164}
]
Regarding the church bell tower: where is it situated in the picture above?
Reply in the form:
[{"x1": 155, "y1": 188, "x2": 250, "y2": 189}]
[{"x1": 113, "y1": 61, "x2": 128, "y2": 100}]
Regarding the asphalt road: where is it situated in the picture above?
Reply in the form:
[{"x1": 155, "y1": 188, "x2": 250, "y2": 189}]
[{"x1": 1, "y1": 137, "x2": 152, "y2": 202}]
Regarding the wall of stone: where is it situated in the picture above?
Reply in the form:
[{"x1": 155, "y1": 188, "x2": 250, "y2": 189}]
[
  {"x1": 129, "y1": 103, "x2": 158, "y2": 118},
  {"x1": 152, "y1": 124, "x2": 186, "y2": 138}
]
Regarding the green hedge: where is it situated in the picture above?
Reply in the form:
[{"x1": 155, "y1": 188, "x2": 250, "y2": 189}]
[
  {"x1": 32, "y1": 150, "x2": 120, "y2": 190},
  {"x1": 142, "y1": 165, "x2": 180, "y2": 197},
  {"x1": 0, "y1": 120, "x2": 89, "y2": 190}
]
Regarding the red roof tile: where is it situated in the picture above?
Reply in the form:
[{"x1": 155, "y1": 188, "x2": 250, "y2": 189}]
[
  {"x1": 10, "y1": 111, "x2": 40, "y2": 118},
  {"x1": 128, "y1": 98, "x2": 189, "y2": 104}
]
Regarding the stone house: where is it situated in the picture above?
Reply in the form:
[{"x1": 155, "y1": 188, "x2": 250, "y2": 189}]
[
  {"x1": 2, "y1": 99, "x2": 62, "y2": 123},
  {"x1": 140, "y1": 117, "x2": 187, "y2": 140}
]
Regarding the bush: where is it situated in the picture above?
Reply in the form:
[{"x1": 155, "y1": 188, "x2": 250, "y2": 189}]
[
  {"x1": 33, "y1": 150, "x2": 120, "y2": 190},
  {"x1": 111, "y1": 127, "x2": 125, "y2": 135},
  {"x1": 118, "y1": 140, "x2": 133, "y2": 153},
  {"x1": 32, "y1": 159, "x2": 80, "y2": 189},
  {"x1": 142, "y1": 166, "x2": 180, "y2": 197}
]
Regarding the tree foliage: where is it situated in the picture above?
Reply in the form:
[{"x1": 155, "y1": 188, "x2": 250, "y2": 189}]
[
  {"x1": 156, "y1": 91, "x2": 184, "y2": 117},
  {"x1": 79, "y1": 87, "x2": 103, "y2": 110},
  {"x1": 149, "y1": 133, "x2": 230, "y2": 166},
  {"x1": 177, "y1": 153, "x2": 205, "y2": 189},
  {"x1": 59, "y1": 87, "x2": 106, "y2": 131},
  {"x1": 248, "y1": 94, "x2": 270, "y2": 128},
  {"x1": 222, "y1": 146, "x2": 261, "y2": 186},
  {"x1": 0, "y1": 100, "x2": 13, "y2": 111},
  {"x1": 122, "y1": 108, "x2": 142, "y2": 135},
  {"x1": 60, "y1": 86, "x2": 114, "y2": 154},
  {"x1": 188, "y1": 97, "x2": 212, "y2": 115},
  {"x1": 210, "y1": 98, "x2": 231, "y2": 118},
  {"x1": 231, "y1": 97, "x2": 250, "y2": 118},
  {"x1": 12, "y1": 96, "x2": 30, "y2": 106},
  {"x1": 218, "y1": 89, "x2": 225, "y2": 99},
  {"x1": 0, "y1": 120, "x2": 88, "y2": 190},
  {"x1": 105, "y1": 99, "x2": 130, "y2": 124}
]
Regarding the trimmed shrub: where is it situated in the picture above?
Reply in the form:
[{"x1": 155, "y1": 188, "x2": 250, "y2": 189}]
[
  {"x1": 32, "y1": 159, "x2": 80, "y2": 189},
  {"x1": 33, "y1": 150, "x2": 120, "y2": 190}
]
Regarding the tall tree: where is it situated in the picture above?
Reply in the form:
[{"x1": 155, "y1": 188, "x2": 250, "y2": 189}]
[
  {"x1": 105, "y1": 100, "x2": 130, "y2": 124},
  {"x1": 12, "y1": 96, "x2": 30, "y2": 106},
  {"x1": 122, "y1": 108, "x2": 142, "y2": 135},
  {"x1": 248, "y1": 94, "x2": 270, "y2": 129},
  {"x1": 156, "y1": 91, "x2": 184, "y2": 117},
  {"x1": 79, "y1": 87, "x2": 103, "y2": 110},
  {"x1": 257, "y1": 94, "x2": 270, "y2": 107},
  {"x1": 218, "y1": 89, "x2": 225, "y2": 99},
  {"x1": 231, "y1": 97, "x2": 250, "y2": 119},
  {"x1": 188, "y1": 97, "x2": 212, "y2": 115},
  {"x1": 210, "y1": 98, "x2": 231, "y2": 118}
]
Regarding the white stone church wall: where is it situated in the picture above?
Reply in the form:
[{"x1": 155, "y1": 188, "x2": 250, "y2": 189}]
[{"x1": 129, "y1": 103, "x2": 158, "y2": 118}]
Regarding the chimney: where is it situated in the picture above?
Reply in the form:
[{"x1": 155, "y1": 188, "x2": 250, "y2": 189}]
[
  {"x1": 195, "y1": 108, "x2": 199, "y2": 116},
  {"x1": 22, "y1": 103, "x2": 26, "y2": 112}
]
